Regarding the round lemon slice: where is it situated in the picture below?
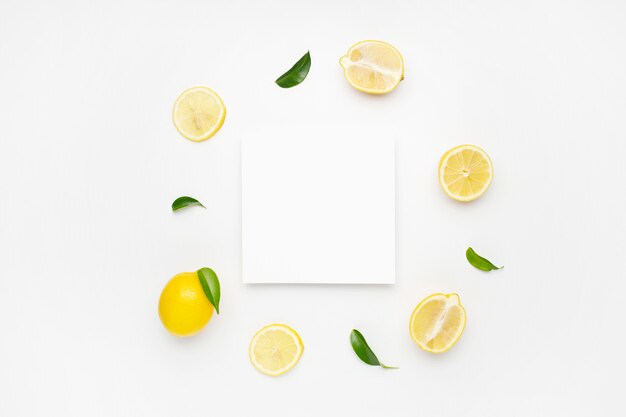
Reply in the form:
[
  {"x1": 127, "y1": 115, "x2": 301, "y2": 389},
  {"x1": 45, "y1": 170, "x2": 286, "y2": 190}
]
[
  {"x1": 339, "y1": 40, "x2": 404, "y2": 94},
  {"x1": 249, "y1": 324, "x2": 304, "y2": 376},
  {"x1": 410, "y1": 293, "x2": 466, "y2": 354},
  {"x1": 172, "y1": 86, "x2": 226, "y2": 142},
  {"x1": 438, "y1": 144, "x2": 493, "y2": 202}
]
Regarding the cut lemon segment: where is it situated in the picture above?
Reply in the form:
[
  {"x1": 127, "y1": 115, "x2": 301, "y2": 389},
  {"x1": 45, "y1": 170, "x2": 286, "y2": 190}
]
[
  {"x1": 249, "y1": 324, "x2": 304, "y2": 376},
  {"x1": 339, "y1": 40, "x2": 404, "y2": 94},
  {"x1": 172, "y1": 86, "x2": 226, "y2": 142},
  {"x1": 409, "y1": 293, "x2": 466, "y2": 354},
  {"x1": 438, "y1": 144, "x2": 493, "y2": 202}
]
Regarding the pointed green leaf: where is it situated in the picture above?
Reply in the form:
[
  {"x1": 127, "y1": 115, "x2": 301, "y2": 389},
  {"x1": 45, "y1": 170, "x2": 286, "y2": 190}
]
[
  {"x1": 466, "y1": 247, "x2": 502, "y2": 271},
  {"x1": 275, "y1": 51, "x2": 311, "y2": 88},
  {"x1": 350, "y1": 329, "x2": 397, "y2": 369},
  {"x1": 172, "y1": 196, "x2": 205, "y2": 212},
  {"x1": 197, "y1": 267, "x2": 220, "y2": 314}
]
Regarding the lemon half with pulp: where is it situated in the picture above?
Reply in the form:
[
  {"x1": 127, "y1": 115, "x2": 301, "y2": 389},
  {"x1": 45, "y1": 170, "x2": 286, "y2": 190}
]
[
  {"x1": 173, "y1": 86, "x2": 226, "y2": 142},
  {"x1": 249, "y1": 324, "x2": 304, "y2": 376},
  {"x1": 339, "y1": 40, "x2": 404, "y2": 94},
  {"x1": 438, "y1": 144, "x2": 493, "y2": 202},
  {"x1": 410, "y1": 293, "x2": 466, "y2": 353}
]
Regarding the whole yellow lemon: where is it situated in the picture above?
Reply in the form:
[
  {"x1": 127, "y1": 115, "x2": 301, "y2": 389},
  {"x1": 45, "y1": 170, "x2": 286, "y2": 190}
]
[{"x1": 159, "y1": 272, "x2": 214, "y2": 337}]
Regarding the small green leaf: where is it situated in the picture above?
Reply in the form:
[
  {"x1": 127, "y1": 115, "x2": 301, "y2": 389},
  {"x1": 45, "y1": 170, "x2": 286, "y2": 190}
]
[
  {"x1": 275, "y1": 51, "x2": 311, "y2": 88},
  {"x1": 350, "y1": 329, "x2": 397, "y2": 369},
  {"x1": 197, "y1": 267, "x2": 220, "y2": 314},
  {"x1": 172, "y1": 196, "x2": 205, "y2": 212},
  {"x1": 466, "y1": 247, "x2": 502, "y2": 271}
]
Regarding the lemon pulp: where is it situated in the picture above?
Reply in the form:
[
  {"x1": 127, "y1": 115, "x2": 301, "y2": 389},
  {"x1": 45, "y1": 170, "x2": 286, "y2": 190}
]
[
  {"x1": 249, "y1": 324, "x2": 304, "y2": 376},
  {"x1": 339, "y1": 40, "x2": 404, "y2": 94},
  {"x1": 410, "y1": 293, "x2": 466, "y2": 353},
  {"x1": 439, "y1": 144, "x2": 493, "y2": 202},
  {"x1": 172, "y1": 86, "x2": 226, "y2": 142}
]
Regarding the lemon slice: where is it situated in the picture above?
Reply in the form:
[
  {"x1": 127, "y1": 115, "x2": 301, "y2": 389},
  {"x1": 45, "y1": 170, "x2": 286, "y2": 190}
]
[
  {"x1": 410, "y1": 293, "x2": 466, "y2": 354},
  {"x1": 339, "y1": 40, "x2": 404, "y2": 94},
  {"x1": 438, "y1": 144, "x2": 493, "y2": 202},
  {"x1": 249, "y1": 324, "x2": 304, "y2": 376},
  {"x1": 172, "y1": 86, "x2": 226, "y2": 142}
]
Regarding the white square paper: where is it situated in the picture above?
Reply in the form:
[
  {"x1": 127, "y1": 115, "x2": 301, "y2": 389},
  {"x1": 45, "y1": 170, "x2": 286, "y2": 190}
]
[{"x1": 241, "y1": 127, "x2": 395, "y2": 284}]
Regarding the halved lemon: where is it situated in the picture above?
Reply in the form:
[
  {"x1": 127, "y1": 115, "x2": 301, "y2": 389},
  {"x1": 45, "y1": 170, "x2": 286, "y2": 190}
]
[
  {"x1": 410, "y1": 293, "x2": 466, "y2": 354},
  {"x1": 438, "y1": 144, "x2": 493, "y2": 202},
  {"x1": 172, "y1": 86, "x2": 226, "y2": 142},
  {"x1": 339, "y1": 40, "x2": 404, "y2": 94},
  {"x1": 249, "y1": 324, "x2": 304, "y2": 376}
]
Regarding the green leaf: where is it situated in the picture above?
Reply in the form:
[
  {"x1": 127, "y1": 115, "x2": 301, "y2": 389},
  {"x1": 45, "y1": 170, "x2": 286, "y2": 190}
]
[
  {"x1": 197, "y1": 267, "x2": 221, "y2": 314},
  {"x1": 172, "y1": 196, "x2": 205, "y2": 212},
  {"x1": 350, "y1": 329, "x2": 397, "y2": 369},
  {"x1": 466, "y1": 247, "x2": 502, "y2": 271},
  {"x1": 275, "y1": 51, "x2": 311, "y2": 88}
]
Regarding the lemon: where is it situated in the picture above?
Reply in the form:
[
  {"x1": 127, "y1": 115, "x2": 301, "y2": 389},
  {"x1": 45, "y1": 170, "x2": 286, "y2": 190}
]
[
  {"x1": 172, "y1": 86, "x2": 226, "y2": 142},
  {"x1": 249, "y1": 324, "x2": 304, "y2": 376},
  {"x1": 159, "y1": 272, "x2": 214, "y2": 337},
  {"x1": 339, "y1": 40, "x2": 404, "y2": 94},
  {"x1": 409, "y1": 293, "x2": 466, "y2": 354},
  {"x1": 438, "y1": 144, "x2": 493, "y2": 202}
]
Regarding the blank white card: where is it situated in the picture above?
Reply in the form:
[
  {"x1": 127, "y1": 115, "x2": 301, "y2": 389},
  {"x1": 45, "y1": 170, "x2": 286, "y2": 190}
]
[{"x1": 241, "y1": 127, "x2": 395, "y2": 284}]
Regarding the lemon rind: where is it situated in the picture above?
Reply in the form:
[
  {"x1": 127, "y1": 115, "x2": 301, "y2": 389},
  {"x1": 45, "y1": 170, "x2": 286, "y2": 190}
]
[{"x1": 158, "y1": 272, "x2": 214, "y2": 338}]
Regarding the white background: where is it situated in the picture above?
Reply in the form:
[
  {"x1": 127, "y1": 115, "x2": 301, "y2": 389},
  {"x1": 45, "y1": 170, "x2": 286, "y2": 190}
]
[{"x1": 1, "y1": 0, "x2": 625, "y2": 416}]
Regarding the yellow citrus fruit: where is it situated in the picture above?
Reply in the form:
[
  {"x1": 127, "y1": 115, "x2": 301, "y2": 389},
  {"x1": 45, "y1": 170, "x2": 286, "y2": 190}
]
[
  {"x1": 158, "y1": 272, "x2": 214, "y2": 337},
  {"x1": 249, "y1": 324, "x2": 304, "y2": 376},
  {"x1": 409, "y1": 293, "x2": 466, "y2": 354},
  {"x1": 172, "y1": 86, "x2": 226, "y2": 142},
  {"x1": 339, "y1": 40, "x2": 404, "y2": 94},
  {"x1": 438, "y1": 144, "x2": 493, "y2": 202}
]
